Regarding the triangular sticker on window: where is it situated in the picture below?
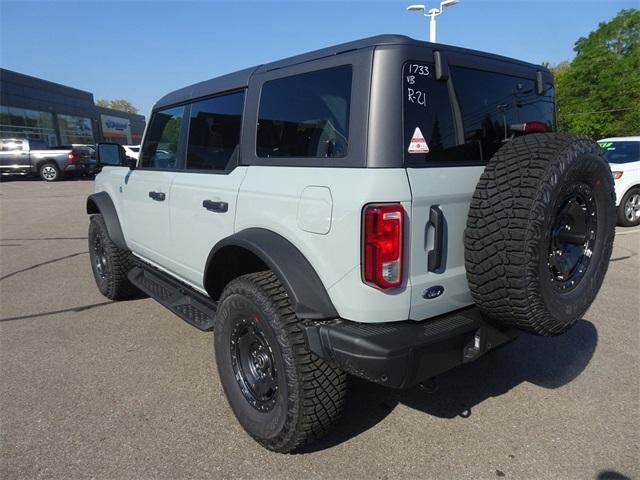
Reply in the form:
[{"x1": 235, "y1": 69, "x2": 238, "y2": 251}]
[{"x1": 408, "y1": 127, "x2": 429, "y2": 154}]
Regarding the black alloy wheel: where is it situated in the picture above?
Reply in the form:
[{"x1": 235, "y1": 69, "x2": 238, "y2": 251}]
[
  {"x1": 230, "y1": 317, "x2": 279, "y2": 413},
  {"x1": 548, "y1": 183, "x2": 597, "y2": 292},
  {"x1": 93, "y1": 234, "x2": 109, "y2": 280}
]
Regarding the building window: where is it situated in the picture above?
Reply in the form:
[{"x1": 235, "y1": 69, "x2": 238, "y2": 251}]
[
  {"x1": 57, "y1": 114, "x2": 95, "y2": 145},
  {"x1": 0, "y1": 105, "x2": 57, "y2": 146}
]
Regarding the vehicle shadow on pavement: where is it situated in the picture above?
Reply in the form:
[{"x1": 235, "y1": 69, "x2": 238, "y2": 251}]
[{"x1": 300, "y1": 319, "x2": 597, "y2": 453}]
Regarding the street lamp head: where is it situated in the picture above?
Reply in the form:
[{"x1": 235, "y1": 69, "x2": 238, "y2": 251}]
[
  {"x1": 441, "y1": 0, "x2": 459, "y2": 7},
  {"x1": 406, "y1": 4, "x2": 426, "y2": 12}
]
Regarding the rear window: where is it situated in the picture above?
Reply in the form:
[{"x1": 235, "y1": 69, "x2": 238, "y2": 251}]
[
  {"x1": 257, "y1": 65, "x2": 352, "y2": 158},
  {"x1": 403, "y1": 62, "x2": 459, "y2": 166},
  {"x1": 452, "y1": 66, "x2": 555, "y2": 163},
  {"x1": 598, "y1": 141, "x2": 639, "y2": 164},
  {"x1": 403, "y1": 63, "x2": 555, "y2": 166}
]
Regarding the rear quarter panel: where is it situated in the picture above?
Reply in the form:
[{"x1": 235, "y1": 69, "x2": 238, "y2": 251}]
[{"x1": 235, "y1": 167, "x2": 414, "y2": 322}]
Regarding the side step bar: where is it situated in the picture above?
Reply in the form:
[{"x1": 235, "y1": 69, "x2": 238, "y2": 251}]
[{"x1": 128, "y1": 264, "x2": 217, "y2": 331}]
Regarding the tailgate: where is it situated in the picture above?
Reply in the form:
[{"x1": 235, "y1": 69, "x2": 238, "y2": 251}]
[{"x1": 406, "y1": 167, "x2": 482, "y2": 320}]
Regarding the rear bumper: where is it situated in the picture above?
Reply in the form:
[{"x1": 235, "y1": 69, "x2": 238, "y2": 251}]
[
  {"x1": 302, "y1": 307, "x2": 518, "y2": 389},
  {"x1": 64, "y1": 163, "x2": 93, "y2": 174}
]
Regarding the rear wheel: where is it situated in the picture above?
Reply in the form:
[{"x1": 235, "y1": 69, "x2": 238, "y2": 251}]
[
  {"x1": 617, "y1": 187, "x2": 640, "y2": 227},
  {"x1": 465, "y1": 133, "x2": 616, "y2": 336},
  {"x1": 39, "y1": 162, "x2": 60, "y2": 182},
  {"x1": 214, "y1": 271, "x2": 347, "y2": 453}
]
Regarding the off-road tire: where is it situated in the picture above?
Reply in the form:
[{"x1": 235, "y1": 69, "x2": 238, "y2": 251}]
[
  {"x1": 88, "y1": 214, "x2": 138, "y2": 300},
  {"x1": 214, "y1": 271, "x2": 347, "y2": 453},
  {"x1": 39, "y1": 162, "x2": 60, "y2": 182},
  {"x1": 617, "y1": 187, "x2": 640, "y2": 227},
  {"x1": 465, "y1": 133, "x2": 616, "y2": 336}
]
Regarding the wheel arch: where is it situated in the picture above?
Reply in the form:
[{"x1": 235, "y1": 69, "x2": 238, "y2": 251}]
[
  {"x1": 204, "y1": 228, "x2": 338, "y2": 320},
  {"x1": 86, "y1": 191, "x2": 128, "y2": 250}
]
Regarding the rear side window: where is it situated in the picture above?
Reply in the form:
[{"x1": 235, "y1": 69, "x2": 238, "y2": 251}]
[
  {"x1": 403, "y1": 62, "x2": 459, "y2": 166},
  {"x1": 186, "y1": 91, "x2": 244, "y2": 171},
  {"x1": 598, "y1": 141, "x2": 640, "y2": 164},
  {"x1": 452, "y1": 66, "x2": 555, "y2": 162},
  {"x1": 1, "y1": 139, "x2": 24, "y2": 151},
  {"x1": 257, "y1": 65, "x2": 352, "y2": 158},
  {"x1": 141, "y1": 106, "x2": 185, "y2": 169}
]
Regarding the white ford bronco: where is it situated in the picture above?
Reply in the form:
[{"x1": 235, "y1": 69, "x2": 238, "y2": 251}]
[{"x1": 87, "y1": 35, "x2": 616, "y2": 452}]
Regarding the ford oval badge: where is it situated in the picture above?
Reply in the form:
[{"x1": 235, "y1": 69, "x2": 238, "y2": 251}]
[{"x1": 423, "y1": 286, "x2": 444, "y2": 299}]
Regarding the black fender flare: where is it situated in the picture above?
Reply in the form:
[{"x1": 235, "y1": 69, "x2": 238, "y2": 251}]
[
  {"x1": 205, "y1": 228, "x2": 338, "y2": 320},
  {"x1": 86, "y1": 192, "x2": 128, "y2": 250}
]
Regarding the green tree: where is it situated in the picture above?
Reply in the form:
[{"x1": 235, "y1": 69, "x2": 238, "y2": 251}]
[
  {"x1": 95, "y1": 98, "x2": 139, "y2": 114},
  {"x1": 551, "y1": 9, "x2": 640, "y2": 138}
]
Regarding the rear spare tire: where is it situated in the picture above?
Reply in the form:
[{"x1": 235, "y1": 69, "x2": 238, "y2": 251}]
[{"x1": 465, "y1": 133, "x2": 616, "y2": 336}]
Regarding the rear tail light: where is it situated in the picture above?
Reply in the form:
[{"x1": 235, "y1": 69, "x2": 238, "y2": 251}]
[
  {"x1": 510, "y1": 121, "x2": 549, "y2": 134},
  {"x1": 363, "y1": 203, "x2": 404, "y2": 289},
  {"x1": 68, "y1": 151, "x2": 77, "y2": 163},
  {"x1": 523, "y1": 121, "x2": 549, "y2": 133}
]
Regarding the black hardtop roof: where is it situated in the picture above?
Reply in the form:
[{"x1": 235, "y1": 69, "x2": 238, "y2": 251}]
[{"x1": 154, "y1": 34, "x2": 548, "y2": 110}]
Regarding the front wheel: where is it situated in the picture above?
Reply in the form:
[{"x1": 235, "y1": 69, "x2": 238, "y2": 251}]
[
  {"x1": 214, "y1": 271, "x2": 347, "y2": 453},
  {"x1": 618, "y1": 187, "x2": 640, "y2": 227},
  {"x1": 88, "y1": 214, "x2": 138, "y2": 300}
]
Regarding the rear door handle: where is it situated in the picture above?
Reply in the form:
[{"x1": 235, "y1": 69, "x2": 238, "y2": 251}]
[
  {"x1": 202, "y1": 200, "x2": 228, "y2": 213},
  {"x1": 427, "y1": 205, "x2": 444, "y2": 272},
  {"x1": 148, "y1": 191, "x2": 166, "y2": 201}
]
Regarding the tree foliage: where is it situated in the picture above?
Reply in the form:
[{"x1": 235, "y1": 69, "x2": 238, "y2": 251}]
[
  {"x1": 550, "y1": 9, "x2": 640, "y2": 139},
  {"x1": 95, "y1": 98, "x2": 139, "y2": 114}
]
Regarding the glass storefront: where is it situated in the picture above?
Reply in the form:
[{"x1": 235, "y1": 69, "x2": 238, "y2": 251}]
[
  {"x1": 0, "y1": 105, "x2": 57, "y2": 145},
  {"x1": 57, "y1": 114, "x2": 95, "y2": 145}
]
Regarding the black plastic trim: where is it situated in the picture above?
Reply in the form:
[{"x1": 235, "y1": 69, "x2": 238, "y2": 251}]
[
  {"x1": 205, "y1": 228, "x2": 338, "y2": 320},
  {"x1": 303, "y1": 307, "x2": 518, "y2": 389},
  {"x1": 86, "y1": 192, "x2": 127, "y2": 250}
]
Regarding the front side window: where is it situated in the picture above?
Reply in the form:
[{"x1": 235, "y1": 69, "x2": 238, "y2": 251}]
[
  {"x1": 186, "y1": 91, "x2": 244, "y2": 171},
  {"x1": 141, "y1": 106, "x2": 184, "y2": 169},
  {"x1": 452, "y1": 66, "x2": 555, "y2": 163},
  {"x1": 257, "y1": 65, "x2": 352, "y2": 158}
]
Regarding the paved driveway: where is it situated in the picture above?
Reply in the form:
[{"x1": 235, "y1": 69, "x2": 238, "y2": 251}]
[{"x1": 1, "y1": 179, "x2": 638, "y2": 479}]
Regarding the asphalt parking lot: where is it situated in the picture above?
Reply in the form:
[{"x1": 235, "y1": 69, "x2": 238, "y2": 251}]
[{"x1": 1, "y1": 178, "x2": 638, "y2": 480}]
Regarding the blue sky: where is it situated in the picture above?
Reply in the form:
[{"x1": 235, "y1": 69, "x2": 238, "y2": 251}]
[{"x1": 1, "y1": 0, "x2": 636, "y2": 118}]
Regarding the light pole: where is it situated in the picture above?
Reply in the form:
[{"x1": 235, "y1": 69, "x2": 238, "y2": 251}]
[{"x1": 407, "y1": 0, "x2": 459, "y2": 43}]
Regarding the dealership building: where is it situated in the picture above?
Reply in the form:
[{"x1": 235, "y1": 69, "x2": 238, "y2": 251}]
[{"x1": 0, "y1": 68, "x2": 146, "y2": 147}]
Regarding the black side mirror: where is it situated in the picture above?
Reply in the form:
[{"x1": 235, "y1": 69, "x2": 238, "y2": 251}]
[
  {"x1": 126, "y1": 157, "x2": 137, "y2": 170},
  {"x1": 96, "y1": 143, "x2": 132, "y2": 169}
]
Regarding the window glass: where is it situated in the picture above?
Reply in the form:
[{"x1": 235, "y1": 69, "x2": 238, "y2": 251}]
[
  {"x1": 257, "y1": 65, "x2": 352, "y2": 158},
  {"x1": 57, "y1": 114, "x2": 95, "y2": 145},
  {"x1": 0, "y1": 105, "x2": 57, "y2": 146},
  {"x1": 186, "y1": 92, "x2": 244, "y2": 170},
  {"x1": 0, "y1": 139, "x2": 24, "y2": 151},
  {"x1": 598, "y1": 141, "x2": 640, "y2": 164},
  {"x1": 452, "y1": 66, "x2": 555, "y2": 163},
  {"x1": 141, "y1": 106, "x2": 184, "y2": 169},
  {"x1": 403, "y1": 62, "x2": 460, "y2": 166}
]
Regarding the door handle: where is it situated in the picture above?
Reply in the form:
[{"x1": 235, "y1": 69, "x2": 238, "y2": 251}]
[
  {"x1": 427, "y1": 205, "x2": 444, "y2": 272},
  {"x1": 148, "y1": 191, "x2": 166, "y2": 201},
  {"x1": 202, "y1": 200, "x2": 228, "y2": 213}
]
